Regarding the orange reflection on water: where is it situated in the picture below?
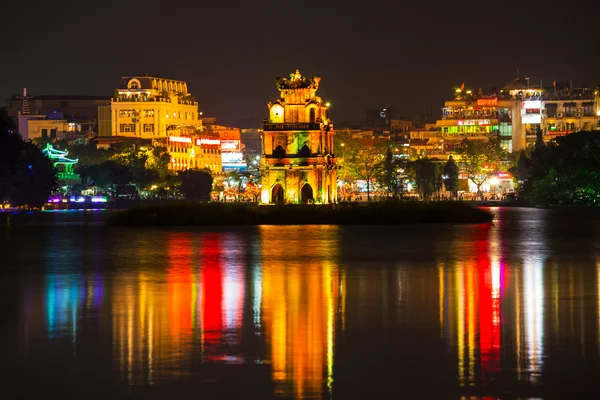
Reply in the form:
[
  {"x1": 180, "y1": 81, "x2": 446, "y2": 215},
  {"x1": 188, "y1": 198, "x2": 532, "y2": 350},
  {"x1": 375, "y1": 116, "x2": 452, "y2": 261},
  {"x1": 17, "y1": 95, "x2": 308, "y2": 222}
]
[
  {"x1": 260, "y1": 226, "x2": 344, "y2": 399},
  {"x1": 441, "y1": 224, "x2": 504, "y2": 386},
  {"x1": 112, "y1": 232, "x2": 200, "y2": 385}
]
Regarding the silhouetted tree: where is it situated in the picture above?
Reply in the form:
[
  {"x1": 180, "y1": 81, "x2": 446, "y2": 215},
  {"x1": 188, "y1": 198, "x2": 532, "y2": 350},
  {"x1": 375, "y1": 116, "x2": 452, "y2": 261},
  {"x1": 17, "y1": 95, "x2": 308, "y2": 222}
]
[
  {"x1": 442, "y1": 156, "x2": 459, "y2": 199},
  {"x1": 179, "y1": 169, "x2": 213, "y2": 201},
  {"x1": 11, "y1": 141, "x2": 56, "y2": 208},
  {"x1": 411, "y1": 158, "x2": 439, "y2": 200},
  {"x1": 376, "y1": 146, "x2": 405, "y2": 199},
  {"x1": 1, "y1": 107, "x2": 56, "y2": 208}
]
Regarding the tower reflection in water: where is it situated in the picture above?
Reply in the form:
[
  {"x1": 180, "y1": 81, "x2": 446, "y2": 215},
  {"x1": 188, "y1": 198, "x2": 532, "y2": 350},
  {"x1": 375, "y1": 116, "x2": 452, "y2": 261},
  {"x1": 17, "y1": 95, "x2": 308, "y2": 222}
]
[
  {"x1": 259, "y1": 225, "x2": 345, "y2": 398},
  {"x1": 110, "y1": 227, "x2": 345, "y2": 396}
]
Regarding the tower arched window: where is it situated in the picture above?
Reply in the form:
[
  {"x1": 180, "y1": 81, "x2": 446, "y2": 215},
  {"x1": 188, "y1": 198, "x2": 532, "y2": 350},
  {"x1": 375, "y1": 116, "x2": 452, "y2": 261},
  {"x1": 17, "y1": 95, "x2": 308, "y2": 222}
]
[{"x1": 273, "y1": 145, "x2": 285, "y2": 159}]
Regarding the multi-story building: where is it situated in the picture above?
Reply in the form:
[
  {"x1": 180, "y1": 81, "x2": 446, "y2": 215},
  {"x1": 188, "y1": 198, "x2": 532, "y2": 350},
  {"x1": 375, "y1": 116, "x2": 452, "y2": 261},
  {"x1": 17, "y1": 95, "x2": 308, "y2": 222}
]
[
  {"x1": 202, "y1": 121, "x2": 247, "y2": 171},
  {"x1": 7, "y1": 89, "x2": 110, "y2": 135},
  {"x1": 434, "y1": 78, "x2": 600, "y2": 154},
  {"x1": 165, "y1": 134, "x2": 222, "y2": 174},
  {"x1": 260, "y1": 70, "x2": 337, "y2": 204},
  {"x1": 540, "y1": 84, "x2": 599, "y2": 139},
  {"x1": 100, "y1": 75, "x2": 202, "y2": 138}
]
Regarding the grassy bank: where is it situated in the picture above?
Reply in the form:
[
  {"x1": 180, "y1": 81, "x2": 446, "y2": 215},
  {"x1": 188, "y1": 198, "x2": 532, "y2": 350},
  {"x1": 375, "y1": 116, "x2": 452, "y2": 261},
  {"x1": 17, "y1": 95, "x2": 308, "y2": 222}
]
[{"x1": 106, "y1": 201, "x2": 493, "y2": 227}]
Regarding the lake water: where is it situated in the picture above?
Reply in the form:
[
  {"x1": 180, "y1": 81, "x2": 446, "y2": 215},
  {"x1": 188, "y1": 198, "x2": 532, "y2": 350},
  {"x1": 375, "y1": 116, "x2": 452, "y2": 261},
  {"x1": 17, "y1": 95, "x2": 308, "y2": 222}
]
[{"x1": 2, "y1": 207, "x2": 600, "y2": 399}]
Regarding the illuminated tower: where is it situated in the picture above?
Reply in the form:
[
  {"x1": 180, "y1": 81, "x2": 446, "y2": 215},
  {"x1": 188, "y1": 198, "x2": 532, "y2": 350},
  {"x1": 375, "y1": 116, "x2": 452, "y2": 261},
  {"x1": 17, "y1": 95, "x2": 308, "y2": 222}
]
[{"x1": 260, "y1": 70, "x2": 337, "y2": 204}]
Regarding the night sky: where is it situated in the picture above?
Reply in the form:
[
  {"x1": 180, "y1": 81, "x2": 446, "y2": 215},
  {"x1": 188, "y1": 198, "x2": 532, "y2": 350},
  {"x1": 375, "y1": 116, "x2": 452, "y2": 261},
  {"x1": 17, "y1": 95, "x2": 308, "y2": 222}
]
[{"x1": 1, "y1": 0, "x2": 598, "y2": 126}]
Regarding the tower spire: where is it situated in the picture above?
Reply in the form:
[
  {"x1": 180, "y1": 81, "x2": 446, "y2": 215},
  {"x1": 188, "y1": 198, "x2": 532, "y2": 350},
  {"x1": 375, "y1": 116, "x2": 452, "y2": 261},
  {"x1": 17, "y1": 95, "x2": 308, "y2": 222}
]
[{"x1": 21, "y1": 88, "x2": 30, "y2": 115}]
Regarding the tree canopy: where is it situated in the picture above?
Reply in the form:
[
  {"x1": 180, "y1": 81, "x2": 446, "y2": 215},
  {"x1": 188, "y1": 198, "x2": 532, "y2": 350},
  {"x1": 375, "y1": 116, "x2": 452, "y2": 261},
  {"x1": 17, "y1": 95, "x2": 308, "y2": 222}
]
[
  {"x1": 0, "y1": 107, "x2": 56, "y2": 208},
  {"x1": 521, "y1": 131, "x2": 600, "y2": 207}
]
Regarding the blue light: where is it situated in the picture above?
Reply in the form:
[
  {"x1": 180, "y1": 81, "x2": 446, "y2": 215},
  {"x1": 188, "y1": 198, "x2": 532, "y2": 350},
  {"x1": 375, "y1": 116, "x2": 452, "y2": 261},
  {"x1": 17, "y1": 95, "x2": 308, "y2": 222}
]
[{"x1": 28, "y1": 165, "x2": 32, "y2": 169}]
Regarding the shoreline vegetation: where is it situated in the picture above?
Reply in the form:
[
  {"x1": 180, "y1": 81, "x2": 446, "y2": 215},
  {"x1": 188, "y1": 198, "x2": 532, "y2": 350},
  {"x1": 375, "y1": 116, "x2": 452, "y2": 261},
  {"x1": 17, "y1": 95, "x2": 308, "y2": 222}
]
[{"x1": 106, "y1": 201, "x2": 493, "y2": 227}]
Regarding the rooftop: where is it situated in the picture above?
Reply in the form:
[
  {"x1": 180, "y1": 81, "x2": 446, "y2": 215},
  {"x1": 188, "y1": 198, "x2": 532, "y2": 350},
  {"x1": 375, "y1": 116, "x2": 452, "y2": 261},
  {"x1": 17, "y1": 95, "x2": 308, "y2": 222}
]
[{"x1": 275, "y1": 70, "x2": 320, "y2": 91}]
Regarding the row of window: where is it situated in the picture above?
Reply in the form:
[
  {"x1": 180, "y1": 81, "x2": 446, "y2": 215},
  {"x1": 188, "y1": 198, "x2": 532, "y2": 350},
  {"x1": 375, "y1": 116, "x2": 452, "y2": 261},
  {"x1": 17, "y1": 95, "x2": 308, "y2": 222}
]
[
  {"x1": 41, "y1": 128, "x2": 58, "y2": 138},
  {"x1": 167, "y1": 146, "x2": 221, "y2": 154},
  {"x1": 118, "y1": 109, "x2": 195, "y2": 119}
]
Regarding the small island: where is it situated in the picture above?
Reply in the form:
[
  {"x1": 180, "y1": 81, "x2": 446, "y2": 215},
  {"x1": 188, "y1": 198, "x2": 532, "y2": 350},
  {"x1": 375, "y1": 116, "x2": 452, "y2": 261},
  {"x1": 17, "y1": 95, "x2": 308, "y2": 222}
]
[{"x1": 106, "y1": 201, "x2": 493, "y2": 227}]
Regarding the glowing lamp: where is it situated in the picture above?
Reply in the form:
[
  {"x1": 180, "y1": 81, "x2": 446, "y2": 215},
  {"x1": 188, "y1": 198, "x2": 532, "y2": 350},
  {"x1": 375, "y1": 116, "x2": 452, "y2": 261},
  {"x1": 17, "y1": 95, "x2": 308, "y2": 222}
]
[{"x1": 490, "y1": 177, "x2": 499, "y2": 185}]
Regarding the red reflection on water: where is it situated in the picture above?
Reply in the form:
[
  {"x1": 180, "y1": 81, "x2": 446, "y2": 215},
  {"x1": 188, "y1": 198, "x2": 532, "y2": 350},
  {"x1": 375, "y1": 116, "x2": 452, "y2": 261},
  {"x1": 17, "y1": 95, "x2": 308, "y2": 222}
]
[
  {"x1": 167, "y1": 233, "x2": 194, "y2": 339},
  {"x1": 201, "y1": 234, "x2": 223, "y2": 351},
  {"x1": 475, "y1": 224, "x2": 501, "y2": 375}
]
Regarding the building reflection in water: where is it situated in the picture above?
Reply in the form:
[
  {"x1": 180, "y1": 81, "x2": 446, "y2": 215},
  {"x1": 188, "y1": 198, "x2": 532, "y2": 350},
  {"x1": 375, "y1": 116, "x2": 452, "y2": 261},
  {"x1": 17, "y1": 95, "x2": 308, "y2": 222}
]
[
  {"x1": 438, "y1": 210, "x2": 600, "y2": 390},
  {"x1": 259, "y1": 225, "x2": 345, "y2": 399},
  {"x1": 442, "y1": 223, "x2": 504, "y2": 387}
]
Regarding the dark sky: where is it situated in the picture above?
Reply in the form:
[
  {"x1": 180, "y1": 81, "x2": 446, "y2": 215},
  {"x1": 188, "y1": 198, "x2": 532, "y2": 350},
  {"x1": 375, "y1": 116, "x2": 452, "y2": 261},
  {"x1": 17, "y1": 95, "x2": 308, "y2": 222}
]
[{"x1": 1, "y1": 0, "x2": 598, "y2": 126}]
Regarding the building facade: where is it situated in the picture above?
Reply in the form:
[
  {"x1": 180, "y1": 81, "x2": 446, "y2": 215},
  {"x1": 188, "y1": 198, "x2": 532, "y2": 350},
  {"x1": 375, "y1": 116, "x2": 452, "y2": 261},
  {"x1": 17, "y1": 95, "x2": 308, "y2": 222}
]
[
  {"x1": 100, "y1": 75, "x2": 202, "y2": 138},
  {"x1": 7, "y1": 89, "x2": 109, "y2": 136},
  {"x1": 434, "y1": 78, "x2": 600, "y2": 154},
  {"x1": 165, "y1": 135, "x2": 222, "y2": 174},
  {"x1": 260, "y1": 70, "x2": 337, "y2": 204}
]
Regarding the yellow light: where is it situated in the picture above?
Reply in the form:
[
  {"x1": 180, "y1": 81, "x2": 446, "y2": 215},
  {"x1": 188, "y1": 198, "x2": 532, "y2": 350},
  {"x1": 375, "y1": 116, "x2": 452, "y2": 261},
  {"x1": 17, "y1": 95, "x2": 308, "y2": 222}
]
[
  {"x1": 466, "y1": 90, "x2": 472, "y2": 95},
  {"x1": 261, "y1": 189, "x2": 269, "y2": 204},
  {"x1": 325, "y1": 102, "x2": 331, "y2": 107},
  {"x1": 455, "y1": 89, "x2": 461, "y2": 93}
]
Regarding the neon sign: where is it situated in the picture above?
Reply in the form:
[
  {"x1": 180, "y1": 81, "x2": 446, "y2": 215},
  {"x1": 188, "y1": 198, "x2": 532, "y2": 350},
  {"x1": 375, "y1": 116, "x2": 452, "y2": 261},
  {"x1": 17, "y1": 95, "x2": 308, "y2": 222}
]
[
  {"x1": 457, "y1": 119, "x2": 491, "y2": 126},
  {"x1": 169, "y1": 136, "x2": 191, "y2": 143},
  {"x1": 476, "y1": 98, "x2": 498, "y2": 106},
  {"x1": 196, "y1": 138, "x2": 221, "y2": 146}
]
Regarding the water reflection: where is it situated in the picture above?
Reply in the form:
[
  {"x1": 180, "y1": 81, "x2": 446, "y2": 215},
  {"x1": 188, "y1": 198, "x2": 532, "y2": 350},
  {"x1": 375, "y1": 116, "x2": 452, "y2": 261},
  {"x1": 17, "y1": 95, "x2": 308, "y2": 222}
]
[
  {"x1": 260, "y1": 226, "x2": 344, "y2": 398},
  {"x1": 6, "y1": 208, "x2": 600, "y2": 398}
]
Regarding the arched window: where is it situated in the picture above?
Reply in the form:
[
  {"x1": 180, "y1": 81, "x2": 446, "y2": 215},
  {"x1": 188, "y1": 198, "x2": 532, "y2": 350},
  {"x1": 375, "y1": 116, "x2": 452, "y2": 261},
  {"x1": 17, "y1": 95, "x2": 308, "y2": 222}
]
[
  {"x1": 273, "y1": 145, "x2": 285, "y2": 159},
  {"x1": 309, "y1": 108, "x2": 316, "y2": 122},
  {"x1": 298, "y1": 144, "x2": 310, "y2": 158}
]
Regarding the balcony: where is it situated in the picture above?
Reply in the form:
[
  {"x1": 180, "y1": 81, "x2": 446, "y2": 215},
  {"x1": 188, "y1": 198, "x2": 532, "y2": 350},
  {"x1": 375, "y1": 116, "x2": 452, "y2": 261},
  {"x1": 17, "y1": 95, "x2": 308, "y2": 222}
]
[{"x1": 442, "y1": 113, "x2": 499, "y2": 120}]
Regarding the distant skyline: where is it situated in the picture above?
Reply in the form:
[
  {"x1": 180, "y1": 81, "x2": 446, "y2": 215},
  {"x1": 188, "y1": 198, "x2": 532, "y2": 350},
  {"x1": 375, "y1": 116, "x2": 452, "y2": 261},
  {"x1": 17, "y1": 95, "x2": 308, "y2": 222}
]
[{"x1": 2, "y1": 0, "x2": 598, "y2": 126}]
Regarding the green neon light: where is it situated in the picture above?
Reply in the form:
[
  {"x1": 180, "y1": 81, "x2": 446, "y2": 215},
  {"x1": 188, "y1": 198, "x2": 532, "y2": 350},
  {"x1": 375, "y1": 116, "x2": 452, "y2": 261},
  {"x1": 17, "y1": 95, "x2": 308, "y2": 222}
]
[{"x1": 42, "y1": 144, "x2": 80, "y2": 178}]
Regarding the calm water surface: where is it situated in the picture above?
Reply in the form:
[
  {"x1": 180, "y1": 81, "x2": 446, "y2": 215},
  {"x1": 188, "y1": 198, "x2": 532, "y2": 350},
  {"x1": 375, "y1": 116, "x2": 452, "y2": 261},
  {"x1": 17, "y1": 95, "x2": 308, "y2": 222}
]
[{"x1": 2, "y1": 207, "x2": 600, "y2": 399}]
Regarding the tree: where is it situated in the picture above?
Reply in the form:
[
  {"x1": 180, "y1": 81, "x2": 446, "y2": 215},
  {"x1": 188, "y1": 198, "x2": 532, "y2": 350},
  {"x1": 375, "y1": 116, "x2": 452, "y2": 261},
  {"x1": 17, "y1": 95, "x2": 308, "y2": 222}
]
[
  {"x1": 411, "y1": 158, "x2": 439, "y2": 200},
  {"x1": 11, "y1": 141, "x2": 57, "y2": 208},
  {"x1": 1, "y1": 107, "x2": 56, "y2": 208},
  {"x1": 522, "y1": 131, "x2": 600, "y2": 207},
  {"x1": 376, "y1": 146, "x2": 405, "y2": 199},
  {"x1": 509, "y1": 150, "x2": 531, "y2": 187},
  {"x1": 0, "y1": 108, "x2": 23, "y2": 203},
  {"x1": 145, "y1": 146, "x2": 170, "y2": 180},
  {"x1": 457, "y1": 138, "x2": 502, "y2": 198},
  {"x1": 179, "y1": 169, "x2": 213, "y2": 201},
  {"x1": 442, "y1": 156, "x2": 459, "y2": 199},
  {"x1": 227, "y1": 169, "x2": 247, "y2": 201}
]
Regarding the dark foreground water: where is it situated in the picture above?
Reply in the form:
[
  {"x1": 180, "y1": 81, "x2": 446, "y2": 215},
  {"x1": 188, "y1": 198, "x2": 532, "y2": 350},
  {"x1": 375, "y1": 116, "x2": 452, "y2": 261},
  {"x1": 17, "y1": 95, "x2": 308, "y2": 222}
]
[{"x1": 2, "y1": 208, "x2": 600, "y2": 399}]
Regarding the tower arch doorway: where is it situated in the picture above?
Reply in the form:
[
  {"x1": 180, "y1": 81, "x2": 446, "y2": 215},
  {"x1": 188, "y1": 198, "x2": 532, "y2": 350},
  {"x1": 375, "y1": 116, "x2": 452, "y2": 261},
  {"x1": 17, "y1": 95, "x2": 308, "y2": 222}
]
[
  {"x1": 301, "y1": 183, "x2": 314, "y2": 204},
  {"x1": 272, "y1": 183, "x2": 284, "y2": 204}
]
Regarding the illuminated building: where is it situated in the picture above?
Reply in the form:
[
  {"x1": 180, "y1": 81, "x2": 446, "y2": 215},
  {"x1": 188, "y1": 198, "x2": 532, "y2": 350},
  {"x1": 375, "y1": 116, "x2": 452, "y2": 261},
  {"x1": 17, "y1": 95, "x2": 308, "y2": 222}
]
[
  {"x1": 540, "y1": 83, "x2": 599, "y2": 138},
  {"x1": 166, "y1": 135, "x2": 222, "y2": 173},
  {"x1": 260, "y1": 70, "x2": 338, "y2": 204},
  {"x1": 100, "y1": 75, "x2": 202, "y2": 138},
  {"x1": 201, "y1": 120, "x2": 247, "y2": 172},
  {"x1": 435, "y1": 77, "x2": 600, "y2": 153}
]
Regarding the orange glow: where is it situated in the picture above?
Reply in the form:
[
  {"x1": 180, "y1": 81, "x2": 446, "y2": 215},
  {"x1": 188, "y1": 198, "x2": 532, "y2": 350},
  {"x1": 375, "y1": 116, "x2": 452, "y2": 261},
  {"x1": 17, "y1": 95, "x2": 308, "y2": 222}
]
[{"x1": 260, "y1": 226, "x2": 343, "y2": 398}]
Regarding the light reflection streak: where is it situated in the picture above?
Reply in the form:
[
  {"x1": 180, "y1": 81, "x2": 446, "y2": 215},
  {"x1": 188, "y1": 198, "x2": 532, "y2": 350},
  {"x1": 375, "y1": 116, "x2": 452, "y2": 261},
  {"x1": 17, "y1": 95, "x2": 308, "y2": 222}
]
[
  {"x1": 260, "y1": 226, "x2": 344, "y2": 398},
  {"x1": 524, "y1": 259, "x2": 544, "y2": 382}
]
